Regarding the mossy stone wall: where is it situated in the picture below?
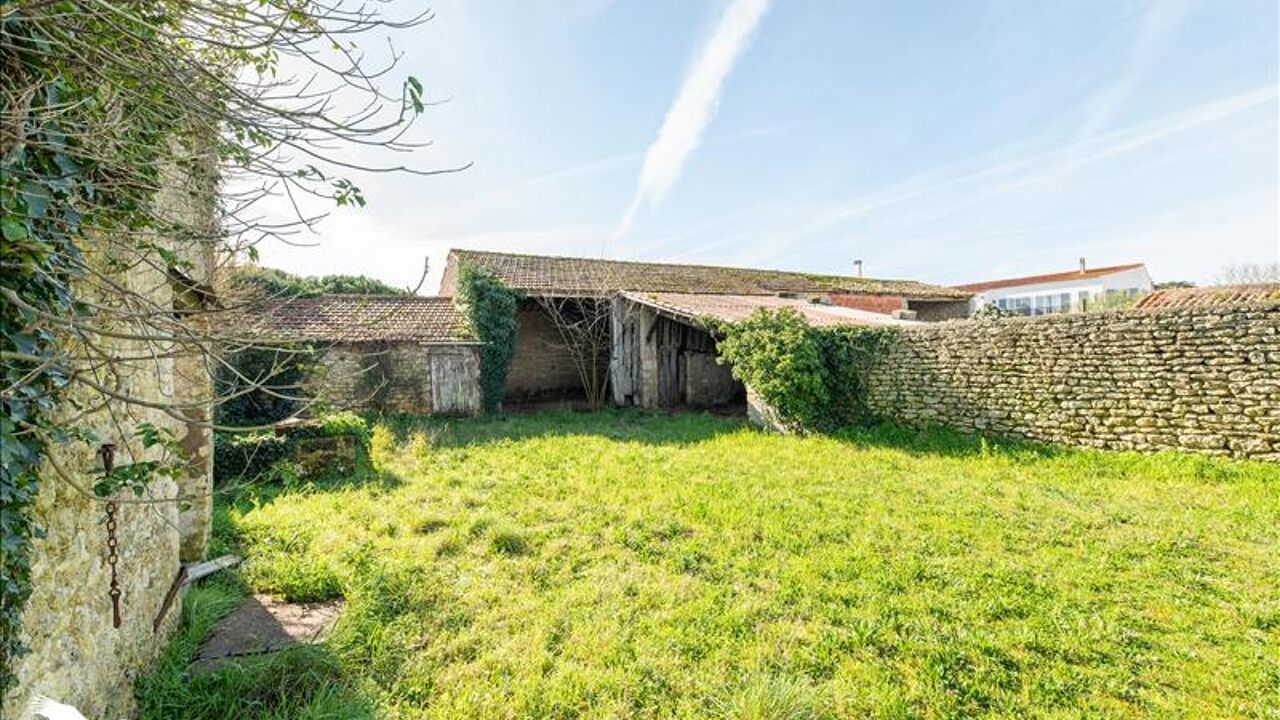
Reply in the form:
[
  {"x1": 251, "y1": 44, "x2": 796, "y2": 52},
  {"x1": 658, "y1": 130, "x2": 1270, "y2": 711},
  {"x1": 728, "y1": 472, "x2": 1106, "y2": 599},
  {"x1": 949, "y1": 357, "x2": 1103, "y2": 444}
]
[{"x1": 863, "y1": 303, "x2": 1280, "y2": 460}]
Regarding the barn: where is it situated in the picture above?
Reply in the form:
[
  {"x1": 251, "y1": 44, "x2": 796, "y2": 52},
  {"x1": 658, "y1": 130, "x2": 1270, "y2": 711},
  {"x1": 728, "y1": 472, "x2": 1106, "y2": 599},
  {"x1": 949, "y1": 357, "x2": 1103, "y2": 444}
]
[
  {"x1": 438, "y1": 249, "x2": 970, "y2": 411},
  {"x1": 256, "y1": 294, "x2": 483, "y2": 416}
]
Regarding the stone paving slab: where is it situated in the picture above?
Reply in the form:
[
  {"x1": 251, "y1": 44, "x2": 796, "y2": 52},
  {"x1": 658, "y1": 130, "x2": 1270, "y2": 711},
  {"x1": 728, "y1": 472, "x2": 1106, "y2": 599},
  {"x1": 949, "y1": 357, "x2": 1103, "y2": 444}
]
[{"x1": 190, "y1": 593, "x2": 342, "y2": 673}]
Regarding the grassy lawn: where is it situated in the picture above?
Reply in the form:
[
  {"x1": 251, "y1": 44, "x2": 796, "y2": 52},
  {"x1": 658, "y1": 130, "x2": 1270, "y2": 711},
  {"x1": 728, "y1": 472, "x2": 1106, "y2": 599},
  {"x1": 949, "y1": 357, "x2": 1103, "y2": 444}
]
[{"x1": 167, "y1": 412, "x2": 1277, "y2": 718}]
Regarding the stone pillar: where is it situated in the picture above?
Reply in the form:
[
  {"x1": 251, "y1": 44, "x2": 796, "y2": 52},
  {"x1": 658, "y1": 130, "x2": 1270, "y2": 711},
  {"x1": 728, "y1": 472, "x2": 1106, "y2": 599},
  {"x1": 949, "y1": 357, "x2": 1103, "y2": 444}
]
[{"x1": 174, "y1": 349, "x2": 212, "y2": 562}]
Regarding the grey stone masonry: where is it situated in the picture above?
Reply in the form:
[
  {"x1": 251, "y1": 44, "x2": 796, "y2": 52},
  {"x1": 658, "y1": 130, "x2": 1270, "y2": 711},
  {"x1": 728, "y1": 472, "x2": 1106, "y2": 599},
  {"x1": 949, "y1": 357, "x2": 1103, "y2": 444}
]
[
  {"x1": 862, "y1": 302, "x2": 1280, "y2": 461},
  {"x1": 315, "y1": 342, "x2": 481, "y2": 415}
]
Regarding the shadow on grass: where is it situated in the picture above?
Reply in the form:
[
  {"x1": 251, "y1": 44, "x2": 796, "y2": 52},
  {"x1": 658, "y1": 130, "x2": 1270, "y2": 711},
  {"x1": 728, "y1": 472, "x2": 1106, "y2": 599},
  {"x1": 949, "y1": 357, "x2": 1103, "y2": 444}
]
[
  {"x1": 830, "y1": 421, "x2": 1274, "y2": 482},
  {"x1": 376, "y1": 406, "x2": 1067, "y2": 461},
  {"x1": 830, "y1": 422, "x2": 1067, "y2": 461},
  {"x1": 375, "y1": 407, "x2": 750, "y2": 449}
]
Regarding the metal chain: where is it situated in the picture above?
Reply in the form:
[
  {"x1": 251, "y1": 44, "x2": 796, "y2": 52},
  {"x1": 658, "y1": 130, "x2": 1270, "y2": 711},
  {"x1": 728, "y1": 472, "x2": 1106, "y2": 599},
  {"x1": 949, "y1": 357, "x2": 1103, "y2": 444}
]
[
  {"x1": 99, "y1": 443, "x2": 123, "y2": 629},
  {"x1": 105, "y1": 500, "x2": 122, "y2": 628}
]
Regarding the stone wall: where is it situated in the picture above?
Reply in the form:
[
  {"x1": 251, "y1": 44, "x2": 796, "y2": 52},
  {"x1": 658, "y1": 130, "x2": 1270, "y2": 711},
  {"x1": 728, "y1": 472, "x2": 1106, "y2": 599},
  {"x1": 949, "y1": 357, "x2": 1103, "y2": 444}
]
[
  {"x1": 6, "y1": 163, "x2": 215, "y2": 714},
  {"x1": 505, "y1": 304, "x2": 585, "y2": 401},
  {"x1": 316, "y1": 342, "x2": 481, "y2": 415},
  {"x1": 861, "y1": 303, "x2": 1280, "y2": 460}
]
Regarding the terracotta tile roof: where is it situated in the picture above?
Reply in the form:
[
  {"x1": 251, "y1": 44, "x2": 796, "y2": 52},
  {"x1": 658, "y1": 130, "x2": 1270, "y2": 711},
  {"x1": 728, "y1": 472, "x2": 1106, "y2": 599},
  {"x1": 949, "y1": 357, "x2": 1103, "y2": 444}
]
[
  {"x1": 956, "y1": 263, "x2": 1146, "y2": 293},
  {"x1": 253, "y1": 295, "x2": 474, "y2": 343},
  {"x1": 445, "y1": 249, "x2": 970, "y2": 300},
  {"x1": 1134, "y1": 284, "x2": 1280, "y2": 311},
  {"x1": 621, "y1": 292, "x2": 921, "y2": 328}
]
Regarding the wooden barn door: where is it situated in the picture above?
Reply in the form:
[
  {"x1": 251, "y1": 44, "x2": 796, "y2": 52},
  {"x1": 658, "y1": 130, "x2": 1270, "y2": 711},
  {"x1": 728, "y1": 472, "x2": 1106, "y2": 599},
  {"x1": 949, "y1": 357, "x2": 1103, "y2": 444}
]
[
  {"x1": 656, "y1": 318, "x2": 687, "y2": 407},
  {"x1": 430, "y1": 351, "x2": 480, "y2": 415}
]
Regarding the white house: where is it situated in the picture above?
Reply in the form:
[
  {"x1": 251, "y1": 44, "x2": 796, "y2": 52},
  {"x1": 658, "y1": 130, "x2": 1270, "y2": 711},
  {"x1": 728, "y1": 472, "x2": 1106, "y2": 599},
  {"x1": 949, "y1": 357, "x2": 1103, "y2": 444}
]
[{"x1": 957, "y1": 260, "x2": 1153, "y2": 316}]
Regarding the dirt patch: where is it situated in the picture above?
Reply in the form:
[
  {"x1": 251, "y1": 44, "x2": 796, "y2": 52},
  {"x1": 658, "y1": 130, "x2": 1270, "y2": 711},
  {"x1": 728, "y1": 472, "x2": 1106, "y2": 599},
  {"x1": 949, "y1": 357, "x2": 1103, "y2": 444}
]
[{"x1": 190, "y1": 594, "x2": 343, "y2": 673}]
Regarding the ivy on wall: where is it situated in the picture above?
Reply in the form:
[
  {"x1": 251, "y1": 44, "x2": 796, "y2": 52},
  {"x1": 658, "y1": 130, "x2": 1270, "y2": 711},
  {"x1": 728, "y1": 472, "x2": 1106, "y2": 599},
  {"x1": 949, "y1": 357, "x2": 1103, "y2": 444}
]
[
  {"x1": 456, "y1": 264, "x2": 520, "y2": 412},
  {"x1": 1, "y1": 11, "x2": 184, "y2": 684},
  {"x1": 716, "y1": 308, "x2": 896, "y2": 432},
  {"x1": 2, "y1": 0, "x2": 430, "y2": 692}
]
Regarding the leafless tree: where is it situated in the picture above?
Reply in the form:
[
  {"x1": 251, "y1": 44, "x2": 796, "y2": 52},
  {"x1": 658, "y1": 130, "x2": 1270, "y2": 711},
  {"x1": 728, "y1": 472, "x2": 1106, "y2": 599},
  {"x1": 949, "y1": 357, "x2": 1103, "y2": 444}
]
[
  {"x1": 1214, "y1": 262, "x2": 1280, "y2": 286},
  {"x1": 2, "y1": 0, "x2": 458, "y2": 503},
  {"x1": 536, "y1": 293, "x2": 615, "y2": 409}
]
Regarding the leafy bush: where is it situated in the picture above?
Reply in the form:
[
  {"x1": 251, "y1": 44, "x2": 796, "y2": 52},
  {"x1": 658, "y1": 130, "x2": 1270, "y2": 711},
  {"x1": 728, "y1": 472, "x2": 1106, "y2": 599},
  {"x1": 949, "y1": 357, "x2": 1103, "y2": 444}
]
[
  {"x1": 214, "y1": 411, "x2": 372, "y2": 486},
  {"x1": 717, "y1": 309, "x2": 894, "y2": 432},
  {"x1": 972, "y1": 302, "x2": 1015, "y2": 320},
  {"x1": 229, "y1": 266, "x2": 408, "y2": 299},
  {"x1": 456, "y1": 264, "x2": 520, "y2": 411}
]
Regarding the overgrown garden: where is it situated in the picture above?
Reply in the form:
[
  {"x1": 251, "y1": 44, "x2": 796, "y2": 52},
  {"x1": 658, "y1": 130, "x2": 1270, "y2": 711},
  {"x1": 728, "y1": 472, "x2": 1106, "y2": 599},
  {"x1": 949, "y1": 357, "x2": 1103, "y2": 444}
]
[{"x1": 145, "y1": 411, "x2": 1280, "y2": 718}]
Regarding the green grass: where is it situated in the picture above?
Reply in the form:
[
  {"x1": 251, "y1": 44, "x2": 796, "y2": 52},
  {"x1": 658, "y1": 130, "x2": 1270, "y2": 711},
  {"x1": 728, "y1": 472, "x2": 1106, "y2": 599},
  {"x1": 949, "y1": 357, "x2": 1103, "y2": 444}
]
[
  {"x1": 134, "y1": 566, "x2": 372, "y2": 718},
  {"x1": 214, "y1": 410, "x2": 1278, "y2": 718}
]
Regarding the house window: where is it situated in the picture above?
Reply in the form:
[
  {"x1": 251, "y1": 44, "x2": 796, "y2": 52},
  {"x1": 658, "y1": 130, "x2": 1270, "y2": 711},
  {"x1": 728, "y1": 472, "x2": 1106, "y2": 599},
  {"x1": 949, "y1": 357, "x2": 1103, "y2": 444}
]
[{"x1": 1001, "y1": 296, "x2": 1032, "y2": 315}]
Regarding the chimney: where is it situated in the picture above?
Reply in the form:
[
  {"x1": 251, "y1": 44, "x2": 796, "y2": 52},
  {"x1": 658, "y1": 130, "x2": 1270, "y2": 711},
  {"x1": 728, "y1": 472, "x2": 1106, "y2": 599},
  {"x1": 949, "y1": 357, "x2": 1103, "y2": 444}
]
[
  {"x1": 1079, "y1": 257, "x2": 1087, "y2": 273},
  {"x1": 853, "y1": 259, "x2": 863, "y2": 278}
]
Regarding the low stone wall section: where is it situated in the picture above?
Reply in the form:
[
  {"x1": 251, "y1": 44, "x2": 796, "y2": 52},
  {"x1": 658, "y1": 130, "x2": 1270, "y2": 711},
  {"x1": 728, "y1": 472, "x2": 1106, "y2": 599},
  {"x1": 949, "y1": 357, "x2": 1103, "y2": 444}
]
[
  {"x1": 862, "y1": 302, "x2": 1280, "y2": 460},
  {"x1": 315, "y1": 342, "x2": 481, "y2": 415}
]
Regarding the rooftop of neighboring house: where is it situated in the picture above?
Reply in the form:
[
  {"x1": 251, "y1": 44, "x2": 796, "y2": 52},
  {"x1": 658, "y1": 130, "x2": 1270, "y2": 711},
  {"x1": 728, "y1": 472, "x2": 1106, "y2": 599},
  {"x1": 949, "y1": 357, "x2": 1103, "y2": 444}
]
[
  {"x1": 1135, "y1": 283, "x2": 1280, "y2": 311},
  {"x1": 956, "y1": 262, "x2": 1148, "y2": 293},
  {"x1": 440, "y1": 249, "x2": 971, "y2": 300},
  {"x1": 253, "y1": 295, "x2": 474, "y2": 343},
  {"x1": 621, "y1": 291, "x2": 922, "y2": 328}
]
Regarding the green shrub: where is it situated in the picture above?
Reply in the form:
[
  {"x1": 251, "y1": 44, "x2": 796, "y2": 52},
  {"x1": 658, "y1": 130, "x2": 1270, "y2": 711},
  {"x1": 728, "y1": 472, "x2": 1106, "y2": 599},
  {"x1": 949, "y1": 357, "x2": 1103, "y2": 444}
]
[
  {"x1": 716, "y1": 309, "x2": 894, "y2": 432},
  {"x1": 230, "y1": 265, "x2": 408, "y2": 299},
  {"x1": 214, "y1": 411, "x2": 372, "y2": 486},
  {"x1": 456, "y1": 264, "x2": 520, "y2": 411}
]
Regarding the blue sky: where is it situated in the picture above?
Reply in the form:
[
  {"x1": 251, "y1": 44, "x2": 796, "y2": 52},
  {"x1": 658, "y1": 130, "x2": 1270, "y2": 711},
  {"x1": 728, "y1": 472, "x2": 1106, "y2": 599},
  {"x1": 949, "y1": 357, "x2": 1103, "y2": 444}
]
[{"x1": 256, "y1": 0, "x2": 1279, "y2": 291}]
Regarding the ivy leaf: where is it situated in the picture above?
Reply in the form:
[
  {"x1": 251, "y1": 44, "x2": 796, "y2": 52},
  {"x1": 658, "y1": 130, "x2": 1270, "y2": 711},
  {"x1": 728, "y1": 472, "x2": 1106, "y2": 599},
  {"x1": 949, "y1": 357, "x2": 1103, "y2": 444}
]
[
  {"x1": 1, "y1": 218, "x2": 27, "y2": 242},
  {"x1": 407, "y1": 76, "x2": 425, "y2": 114},
  {"x1": 20, "y1": 183, "x2": 50, "y2": 219}
]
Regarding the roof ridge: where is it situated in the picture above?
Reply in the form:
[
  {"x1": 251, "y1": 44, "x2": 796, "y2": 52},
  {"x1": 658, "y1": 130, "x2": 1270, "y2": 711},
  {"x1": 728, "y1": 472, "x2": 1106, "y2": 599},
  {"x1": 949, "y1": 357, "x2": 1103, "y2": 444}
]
[
  {"x1": 448, "y1": 248, "x2": 933, "y2": 286},
  {"x1": 289, "y1": 293, "x2": 449, "y2": 301},
  {"x1": 955, "y1": 263, "x2": 1147, "y2": 291}
]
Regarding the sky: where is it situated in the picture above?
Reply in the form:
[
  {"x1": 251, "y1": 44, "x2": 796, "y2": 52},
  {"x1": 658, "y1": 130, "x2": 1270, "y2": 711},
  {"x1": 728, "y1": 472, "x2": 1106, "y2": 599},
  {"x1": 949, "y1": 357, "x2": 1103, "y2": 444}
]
[{"x1": 253, "y1": 0, "x2": 1280, "y2": 293}]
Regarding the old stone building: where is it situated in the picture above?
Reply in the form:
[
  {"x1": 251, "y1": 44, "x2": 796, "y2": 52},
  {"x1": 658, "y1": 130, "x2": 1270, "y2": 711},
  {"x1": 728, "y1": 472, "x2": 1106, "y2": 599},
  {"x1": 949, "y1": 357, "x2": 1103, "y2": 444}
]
[
  {"x1": 256, "y1": 295, "x2": 483, "y2": 416},
  {"x1": 611, "y1": 292, "x2": 919, "y2": 410},
  {"x1": 438, "y1": 249, "x2": 971, "y2": 407},
  {"x1": 5, "y1": 196, "x2": 218, "y2": 715}
]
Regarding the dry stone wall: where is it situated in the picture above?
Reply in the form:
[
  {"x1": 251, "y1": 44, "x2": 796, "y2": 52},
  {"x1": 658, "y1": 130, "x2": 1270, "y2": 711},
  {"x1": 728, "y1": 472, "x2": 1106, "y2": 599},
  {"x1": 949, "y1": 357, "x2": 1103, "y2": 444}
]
[
  {"x1": 316, "y1": 342, "x2": 481, "y2": 415},
  {"x1": 862, "y1": 303, "x2": 1280, "y2": 460}
]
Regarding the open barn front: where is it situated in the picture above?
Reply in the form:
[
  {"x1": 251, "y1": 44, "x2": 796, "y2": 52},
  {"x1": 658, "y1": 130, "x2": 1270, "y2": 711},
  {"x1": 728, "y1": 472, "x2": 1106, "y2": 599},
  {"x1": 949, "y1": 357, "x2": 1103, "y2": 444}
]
[{"x1": 610, "y1": 296, "x2": 745, "y2": 413}]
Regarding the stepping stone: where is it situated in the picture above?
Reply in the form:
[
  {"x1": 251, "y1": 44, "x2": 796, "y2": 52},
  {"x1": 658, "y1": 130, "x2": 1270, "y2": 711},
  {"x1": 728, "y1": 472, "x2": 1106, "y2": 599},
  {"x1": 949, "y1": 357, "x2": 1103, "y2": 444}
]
[{"x1": 190, "y1": 594, "x2": 343, "y2": 673}]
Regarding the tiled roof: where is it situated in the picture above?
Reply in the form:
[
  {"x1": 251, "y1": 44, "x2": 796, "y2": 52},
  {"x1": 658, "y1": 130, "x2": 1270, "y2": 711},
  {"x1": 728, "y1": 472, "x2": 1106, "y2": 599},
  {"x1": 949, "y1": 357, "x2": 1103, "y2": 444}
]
[
  {"x1": 445, "y1": 249, "x2": 970, "y2": 299},
  {"x1": 1134, "y1": 284, "x2": 1280, "y2": 311},
  {"x1": 956, "y1": 263, "x2": 1146, "y2": 293},
  {"x1": 253, "y1": 295, "x2": 473, "y2": 343},
  {"x1": 621, "y1": 292, "x2": 921, "y2": 328}
]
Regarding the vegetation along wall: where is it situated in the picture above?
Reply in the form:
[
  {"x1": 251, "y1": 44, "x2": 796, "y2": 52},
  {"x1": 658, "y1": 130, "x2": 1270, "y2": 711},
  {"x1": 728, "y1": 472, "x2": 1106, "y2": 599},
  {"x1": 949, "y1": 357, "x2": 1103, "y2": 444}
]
[{"x1": 862, "y1": 302, "x2": 1280, "y2": 460}]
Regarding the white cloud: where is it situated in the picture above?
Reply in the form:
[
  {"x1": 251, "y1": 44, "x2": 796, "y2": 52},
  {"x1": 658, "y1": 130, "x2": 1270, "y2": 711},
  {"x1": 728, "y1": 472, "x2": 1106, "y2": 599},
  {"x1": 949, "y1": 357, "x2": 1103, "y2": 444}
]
[
  {"x1": 612, "y1": 0, "x2": 770, "y2": 242},
  {"x1": 783, "y1": 84, "x2": 1277, "y2": 251}
]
